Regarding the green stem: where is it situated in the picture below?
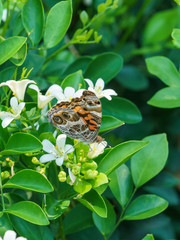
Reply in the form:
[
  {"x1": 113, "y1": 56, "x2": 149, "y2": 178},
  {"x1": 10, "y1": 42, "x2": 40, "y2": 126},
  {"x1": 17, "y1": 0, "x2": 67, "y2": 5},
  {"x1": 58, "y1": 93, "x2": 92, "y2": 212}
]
[
  {"x1": 0, "y1": 166, "x2": 5, "y2": 211},
  {"x1": 107, "y1": 187, "x2": 137, "y2": 239},
  {"x1": 22, "y1": 111, "x2": 36, "y2": 131},
  {"x1": 115, "y1": 0, "x2": 151, "y2": 51},
  {"x1": 2, "y1": 2, "x2": 17, "y2": 37},
  {"x1": 56, "y1": 216, "x2": 66, "y2": 240}
]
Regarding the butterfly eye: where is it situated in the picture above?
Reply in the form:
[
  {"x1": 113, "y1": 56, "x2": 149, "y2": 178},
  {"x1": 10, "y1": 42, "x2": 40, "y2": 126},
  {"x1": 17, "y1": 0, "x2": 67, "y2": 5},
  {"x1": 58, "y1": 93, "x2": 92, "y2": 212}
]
[
  {"x1": 87, "y1": 101, "x2": 94, "y2": 106},
  {"x1": 53, "y1": 116, "x2": 62, "y2": 123},
  {"x1": 62, "y1": 112, "x2": 70, "y2": 119}
]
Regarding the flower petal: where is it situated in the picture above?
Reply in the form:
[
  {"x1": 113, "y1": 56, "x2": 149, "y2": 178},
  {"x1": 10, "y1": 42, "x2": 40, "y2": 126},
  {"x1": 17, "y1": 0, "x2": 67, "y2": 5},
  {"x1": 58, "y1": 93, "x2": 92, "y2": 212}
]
[
  {"x1": 64, "y1": 87, "x2": 75, "y2": 100},
  {"x1": 40, "y1": 154, "x2": 55, "y2": 163},
  {"x1": 46, "y1": 84, "x2": 63, "y2": 96},
  {"x1": 10, "y1": 96, "x2": 18, "y2": 110},
  {"x1": 73, "y1": 89, "x2": 85, "y2": 98},
  {"x1": 95, "y1": 78, "x2": 105, "y2": 90},
  {"x1": 16, "y1": 237, "x2": 27, "y2": 240},
  {"x1": 68, "y1": 168, "x2": 76, "y2": 183},
  {"x1": 56, "y1": 134, "x2": 67, "y2": 150},
  {"x1": 55, "y1": 156, "x2": 64, "y2": 166},
  {"x1": 29, "y1": 84, "x2": 40, "y2": 93},
  {"x1": 18, "y1": 102, "x2": 25, "y2": 112},
  {"x1": 42, "y1": 139, "x2": 55, "y2": 153},
  {"x1": 38, "y1": 94, "x2": 53, "y2": 109},
  {"x1": 2, "y1": 116, "x2": 14, "y2": 128},
  {"x1": 84, "y1": 78, "x2": 94, "y2": 88},
  {"x1": 65, "y1": 144, "x2": 74, "y2": 154},
  {"x1": 3, "y1": 230, "x2": 16, "y2": 240}
]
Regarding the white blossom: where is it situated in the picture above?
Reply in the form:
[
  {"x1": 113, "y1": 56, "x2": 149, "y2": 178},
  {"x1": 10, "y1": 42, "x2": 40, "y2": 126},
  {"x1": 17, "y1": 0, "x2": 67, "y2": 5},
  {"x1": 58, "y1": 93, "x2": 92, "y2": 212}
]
[
  {"x1": 2, "y1": 9, "x2": 7, "y2": 22},
  {"x1": 40, "y1": 134, "x2": 74, "y2": 166},
  {"x1": 0, "y1": 79, "x2": 35, "y2": 101},
  {"x1": 85, "y1": 78, "x2": 117, "y2": 100},
  {"x1": 29, "y1": 84, "x2": 63, "y2": 109},
  {"x1": 68, "y1": 168, "x2": 76, "y2": 184},
  {"x1": 88, "y1": 141, "x2": 107, "y2": 159},
  {"x1": 0, "y1": 230, "x2": 27, "y2": 240},
  {"x1": 56, "y1": 87, "x2": 85, "y2": 102},
  {"x1": 0, "y1": 97, "x2": 25, "y2": 128}
]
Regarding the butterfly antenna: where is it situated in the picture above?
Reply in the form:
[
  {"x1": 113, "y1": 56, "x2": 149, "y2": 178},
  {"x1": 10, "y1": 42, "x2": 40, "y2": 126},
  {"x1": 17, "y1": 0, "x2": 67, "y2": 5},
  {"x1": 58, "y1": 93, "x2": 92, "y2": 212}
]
[{"x1": 101, "y1": 122, "x2": 125, "y2": 137}]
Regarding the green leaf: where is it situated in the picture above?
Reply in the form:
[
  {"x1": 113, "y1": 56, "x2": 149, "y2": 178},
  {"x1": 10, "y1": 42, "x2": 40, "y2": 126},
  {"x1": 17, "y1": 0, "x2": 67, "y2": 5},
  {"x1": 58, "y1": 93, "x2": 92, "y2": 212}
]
[
  {"x1": 98, "y1": 140, "x2": 148, "y2": 176},
  {"x1": 174, "y1": 0, "x2": 180, "y2": 5},
  {"x1": 61, "y1": 71, "x2": 85, "y2": 90},
  {"x1": 123, "y1": 194, "x2": 168, "y2": 220},
  {"x1": 143, "y1": 8, "x2": 178, "y2": 45},
  {"x1": 148, "y1": 87, "x2": 180, "y2": 108},
  {"x1": 102, "y1": 97, "x2": 142, "y2": 124},
  {"x1": 22, "y1": 0, "x2": 44, "y2": 45},
  {"x1": 84, "y1": 52, "x2": 123, "y2": 83},
  {"x1": 78, "y1": 189, "x2": 107, "y2": 218},
  {"x1": 0, "y1": 133, "x2": 42, "y2": 155},
  {"x1": 10, "y1": 215, "x2": 53, "y2": 240},
  {"x1": 0, "y1": 214, "x2": 13, "y2": 236},
  {"x1": 0, "y1": 0, "x2": 3, "y2": 24},
  {"x1": 44, "y1": 1, "x2": 72, "y2": 48},
  {"x1": 0, "y1": 36, "x2": 27, "y2": 65},
  {"x1": 92, "y1": 198, "x2": 116, "y2": 235},
  {"x1": 141, "y1": 234, "x2": 155, "y2": 240},
  {"x1": 44, "y1": 195, "x2": 70, "y2": 220},
  {"x1": 172, "y1": 28, "x2": 180, "y2": 47},
  {"x1": 10, "y1": 43, "x2": 27, "y2": 66},
  {"x1": 63, "y1": 204, "x2": 93, "y2": 235},
  {"x1": 100, "y1": 115, "x2": 124, "y2": 133},
  {"x1": 3, "y1": 169, "x2": 53, "y2": 193},
  {"x1": 73, "y1": 178, "x2": 92, "y2": 194},
  {"x1": 0, "y1": 66, "x2": 16, "y2": 83},
  {"x1": 131, "y1": 134, "x2": 168, "y2": 188},
  {"x1": 5, "y1": 201, "x2": 49, "y2": 225},
  {"x1": 146, "y1": 56, "x2": 180, "y2": 87},
  {"x1": 116, "y1": 65, "x2": 149, "y2": 91},
  {"x1": 109, "y1": 164, "x2": 133, "y2": 207}
]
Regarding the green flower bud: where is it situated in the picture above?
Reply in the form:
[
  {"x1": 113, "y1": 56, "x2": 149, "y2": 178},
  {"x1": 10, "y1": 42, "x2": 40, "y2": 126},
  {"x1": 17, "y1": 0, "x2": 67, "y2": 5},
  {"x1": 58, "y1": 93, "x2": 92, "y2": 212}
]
[
  {"x1": 1, "y1": 171, "x2": 10, "y2": 180},
  {"x1": 8, "y1": 160, "x2": 14, "y2": 167},
  {"x1": 2, "y1": 161, "x2": 7, "y2": 167},
  {"x1": 84, "y1": 170, "x2": 98, "y2": 180},
  {"x1": 71, "y1": 165, "x2": 81, "y2": 175},
  {"x1": 58, "y1": 171, "x2": 67, "y2": 182},
  {"x1": 81, "y1": 161, "x2": 97, "y2": 174},
  {"x1": 40, "y1": 168, "x2": 45, "y2": 174},
  {"x1": 32, "y1": 157, "x2": 39, "y2": 165},
  {"x1": 80, "y1": 10, "x2": 89, "y2": 25}
]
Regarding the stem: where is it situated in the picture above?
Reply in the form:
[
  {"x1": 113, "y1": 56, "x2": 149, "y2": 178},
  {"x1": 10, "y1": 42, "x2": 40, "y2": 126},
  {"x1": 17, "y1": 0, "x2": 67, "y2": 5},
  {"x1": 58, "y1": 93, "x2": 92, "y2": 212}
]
[
  {"x1": 22, "y1": 111, "x2": 36, "y2": 131},
  {"x1": 2, "y1": 2, "x2": 17, "y2": 37},
  {"x1": 0, "y1": 166, "x2": 5, "y2": 211},
  {"x1": 115, "y1": 0, "x2": 151, "y2": 51},
  {"x1": 107, "y1": 187, "x2": 137, "y2": 239},
  {"x1": 56, "y1": 216, "x2": 66, "y2": 240}
]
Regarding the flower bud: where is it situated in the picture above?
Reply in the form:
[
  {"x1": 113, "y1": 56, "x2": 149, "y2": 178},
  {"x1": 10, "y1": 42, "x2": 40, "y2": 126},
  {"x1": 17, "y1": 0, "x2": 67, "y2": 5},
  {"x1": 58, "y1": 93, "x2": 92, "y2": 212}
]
[
  {"x1": 32, "y1": 157, "x2": 39, "y2": 165},
  {"x1": 40, "y1": 168, "x2": 45, "y2": 174},
  {"x1": 58, "y1": 171, "x2": 67, "y2": 182},
  {"x1": 71, "y1": 165, "x2": 81, "y2": 175},
  {"x1": 84, "y1": 170, "x2": 98, "y2": 180},
  {"x1": 1, "y1": 171, "x2": 10, "y2": 180},
  {"x1": 81, "y1": 161, "x2": 97, "y2": 174},
  {"x1": 8, "y1": 160, "x2": 14, "y2": 167},
  {"x1": 2, "y1": 161, "x2": 7, "y2": 167}
]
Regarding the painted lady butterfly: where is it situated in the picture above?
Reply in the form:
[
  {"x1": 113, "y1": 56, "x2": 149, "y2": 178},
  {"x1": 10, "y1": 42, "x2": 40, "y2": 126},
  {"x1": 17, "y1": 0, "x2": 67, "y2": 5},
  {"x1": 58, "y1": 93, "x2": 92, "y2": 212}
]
[{"x1": 47, "y1": 90, "x2": 103, "y2": 143}]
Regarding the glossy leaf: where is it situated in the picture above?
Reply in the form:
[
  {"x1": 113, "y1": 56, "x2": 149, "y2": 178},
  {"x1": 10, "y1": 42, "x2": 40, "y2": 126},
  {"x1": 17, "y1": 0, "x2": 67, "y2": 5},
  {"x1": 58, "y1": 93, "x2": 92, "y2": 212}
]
[
  {"x1": 143, "y1": 8, "x2": 178, "y2": 45},
  {"x1": 0, "y1": 214, "x2": 13, "y2": 236},
  {"x1": 146, "y1": 56, "x2": 180, "y2": 87},
  {"x1": 22, "y1": 0, "x2": 44, "y2": 45},
  {"x1": 109, "y1": 164, "x2": 133, "y2": 207},
  {"x1": 64, "y1": 204, "x2": 93, "y2": 235},
  {"x1": 0, "y1": 36, "x2": 27, "y2": 65},
  {"x1": 123, "y1": 194, "x2": 168, "y2": 220},
  {"x1": 0, "y1": 133, "x2": 42, "y2": 155},
  {"x1": 10, "y1": 43, "x2": 27, "y2": 66},
  {"x1": 92, "y1": 198, "x2": 116, "y2": 235},
  {"x1": 98, "y1": 140, "x2": 148, "y2": 176},
  {"x1": 5, "y1": 201, "x2": 49, "y2": 225},
  {"x1": 44, "y1": 195, "x2": 70, "y2": 220},
  {"x1": 117, "y1": 65, "x2": 149, "y2": 91},
  {"x1": 131, "y1": 134, "x2": 168, "y2": 188},
  {"x1": 142, "y1": 234, "x2": 155, "y2": 240},
  {"x1": 102, "y1": 97, "x2": 142, "y2": 124},
  {"x1": 10, "y1": 215, "x2": 53, "y2": 240},
  {"x1": 44, "y1": 1, "x2": 72, "y2": 48},
  {"x1": 3, "y1": 169, "x2": 53, "y2": 193},
  {"x1": 100, "y1": 115, "x2": 124, "y2": 133},
  {"x1": 84, "y1": 52, "x2": 123, "y2": 83},
  {"x1": 172, "y1": 28, "x2": 180, "y2": 47},
  {"x1": 0, "y1": 0, "x2": 3, "y2": 24},
  {"x1": 74, "y1": 178, "x2": 92, "y2": 194},
  {"x1": 78, "y1": 189, "x2": 107, "y2": 218},
  {"x1": 61, "y1": 71, "x2": 85, "y2": 90},
  {"x1": 148, "y1": 87, "x2": 180, "y2": 108}
]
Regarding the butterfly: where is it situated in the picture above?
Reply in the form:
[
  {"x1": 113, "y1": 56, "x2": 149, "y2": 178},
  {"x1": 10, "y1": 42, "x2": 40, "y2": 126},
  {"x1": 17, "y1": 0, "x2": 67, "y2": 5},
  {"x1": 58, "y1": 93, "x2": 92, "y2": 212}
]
[{"x1": 47, "y1": 90, "x2": 103, "y2": 144}]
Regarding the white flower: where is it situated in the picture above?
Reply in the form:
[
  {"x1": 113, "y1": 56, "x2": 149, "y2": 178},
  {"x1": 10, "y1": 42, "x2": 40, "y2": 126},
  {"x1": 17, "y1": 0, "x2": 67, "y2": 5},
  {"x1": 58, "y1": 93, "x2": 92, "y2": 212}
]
[
  {"x1": 29, "y1": 84, "x2": 63, "y2": 109},
  {"x1": 68, "y1": 168, "x2": 76, "y2": 184},
  {"x1": 0, "y1": 97, "x2": 25, "y2": 128},
  {"x1": 56, "y1": 87, "x2": 85, "y2": 102},
  {"x1": 40, "y1": 134, "x2": 74, "y2": 166},
  {"x1": 0, "y1": 79, "x2": 35, "y2": 101},
  {"x1": 0, "y1": 230, "x2": 27, "y2": 240},
  {"x1": 83, "y1": 0, "x2": 92, "y2": 6},
  {"x1": 87, "y1": 141, "x2": 107, "y2": 159},
  {"x1": 84, "y1": 78, "x2": 117, "y2": 100},
  {"x1": 2, "y1": 9, "x2": 7, "y2": 22}
]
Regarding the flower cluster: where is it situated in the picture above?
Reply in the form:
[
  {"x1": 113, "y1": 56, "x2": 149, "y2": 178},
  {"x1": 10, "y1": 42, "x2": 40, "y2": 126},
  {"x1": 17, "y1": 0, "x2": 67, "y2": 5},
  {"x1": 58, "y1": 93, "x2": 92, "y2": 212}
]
[
  {"x1": 0, "y1": 77, "x2": 117, "y2": 193},
  {"x1": 0, "y1": 230, "x2": 27, "y2": 240}
]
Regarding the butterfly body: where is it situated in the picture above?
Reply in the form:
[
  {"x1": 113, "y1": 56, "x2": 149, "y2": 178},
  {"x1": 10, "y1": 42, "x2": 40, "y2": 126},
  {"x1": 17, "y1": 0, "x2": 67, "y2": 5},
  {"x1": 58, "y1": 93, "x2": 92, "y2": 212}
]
[{"x1": 47, "y1": 90, "x2": 103, "y2": 143}]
